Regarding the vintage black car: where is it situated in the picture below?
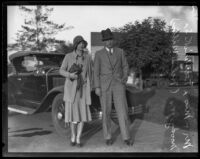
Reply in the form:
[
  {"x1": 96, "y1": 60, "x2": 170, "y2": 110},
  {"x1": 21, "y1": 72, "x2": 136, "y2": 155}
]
[{"x1": 8, "y1": 51, "x2": 154, "y2": 137}]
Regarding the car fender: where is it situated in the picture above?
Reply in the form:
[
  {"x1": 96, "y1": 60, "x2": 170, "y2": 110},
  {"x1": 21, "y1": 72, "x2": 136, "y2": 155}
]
[{"x1": 33, "y1": 85, "x2": 64, "y2": 114}]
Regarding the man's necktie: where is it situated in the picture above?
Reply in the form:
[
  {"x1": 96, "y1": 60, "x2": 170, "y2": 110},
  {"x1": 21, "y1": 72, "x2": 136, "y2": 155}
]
[{"x1": 109, "y1": 49, "x2": 112, "y2": 56}]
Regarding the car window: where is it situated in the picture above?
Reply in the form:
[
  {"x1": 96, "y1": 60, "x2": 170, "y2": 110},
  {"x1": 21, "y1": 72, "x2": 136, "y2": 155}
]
[
  {"x1": 36, "y1": 55, "x2": 64, "y2": 68},
  {"x1": 22, "y1": 56, "x2": 40, "y2": 72},
  {"x1": 11, "y1": 53, "x2": 64, "y2": 73}
]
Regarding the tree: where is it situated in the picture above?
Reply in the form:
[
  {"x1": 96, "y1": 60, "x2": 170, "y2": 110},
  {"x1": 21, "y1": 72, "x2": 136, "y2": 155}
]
[
  {"x1": 10, "y1": 5, "x2": 73, "y2": 52},
  {"x1": 113, "y1": 17, "x2": 178, "y2": 78},
  {"x1": 54, "y1": 40, "x2": 74, "y2": 54}
]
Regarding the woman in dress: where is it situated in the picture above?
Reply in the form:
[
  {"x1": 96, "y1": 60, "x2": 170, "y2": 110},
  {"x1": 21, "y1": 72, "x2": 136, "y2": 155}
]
[{"x1": 59, "y1": 35, "x2": 93, "y2": 147}]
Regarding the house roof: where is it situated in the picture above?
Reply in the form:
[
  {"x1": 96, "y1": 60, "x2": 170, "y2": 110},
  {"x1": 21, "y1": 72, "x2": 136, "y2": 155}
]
[
  {"x1": 91, "y1": 32, "x2": 197, "y2": 47},
  {"x1": 174, "y1": 32, "x2": 197, "y2": 46}
]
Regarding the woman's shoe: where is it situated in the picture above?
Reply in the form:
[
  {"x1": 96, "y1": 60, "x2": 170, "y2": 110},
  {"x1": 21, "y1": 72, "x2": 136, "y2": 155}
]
[
  {"x1": 76, "y1": 142, "x2": 83, "y2": 147},
  {"x1": 70, "y1": 141, "x2": 76, "y2": 146},
  {"x1": 76, "y1": 138, "x2": 83, "y2": 147},
  {"x1": 70, "y1": 135, "x2": 76, "y2": 146},
  {"x1": 124, "y1": 139, "x2": 133, "y2": 146}
]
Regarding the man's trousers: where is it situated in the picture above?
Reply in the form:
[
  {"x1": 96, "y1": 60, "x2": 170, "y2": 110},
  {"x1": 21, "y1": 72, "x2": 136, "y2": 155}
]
[{"x1": 100, "y1": 82, "x2": 130, "y2": 140}]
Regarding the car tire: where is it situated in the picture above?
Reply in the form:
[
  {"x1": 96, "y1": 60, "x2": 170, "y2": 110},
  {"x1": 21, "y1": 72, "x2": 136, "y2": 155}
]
[{"x1": 51, "y1": 93, "x2": 70, "y2": 137}]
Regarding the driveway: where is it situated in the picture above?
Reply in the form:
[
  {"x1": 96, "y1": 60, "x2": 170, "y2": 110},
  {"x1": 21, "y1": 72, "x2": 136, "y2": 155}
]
[
  {"x1": 4, "y1": 87, "x2": 198, "y2": 156},
  {"x1": 6, "y1": 111, "x2": 198, "y2": 153}
]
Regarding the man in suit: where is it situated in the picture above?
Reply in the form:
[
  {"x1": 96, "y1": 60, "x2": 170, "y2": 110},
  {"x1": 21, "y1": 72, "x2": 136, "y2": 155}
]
[{"x1": 94, "y1": 28, "x2": 133, "y2": 146}]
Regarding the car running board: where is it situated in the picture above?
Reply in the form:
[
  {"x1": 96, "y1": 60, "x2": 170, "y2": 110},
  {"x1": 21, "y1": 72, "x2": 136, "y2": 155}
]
[{"x1": 8, "y1": 105, "x2": 35, "y2": 115}]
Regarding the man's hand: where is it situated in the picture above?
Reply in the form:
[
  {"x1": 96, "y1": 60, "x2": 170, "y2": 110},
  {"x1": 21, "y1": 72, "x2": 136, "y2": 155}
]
[
  {"x1": 95, "y1": 88, "x2": 101, "y2": 96},
  {"x1": 70, "y1": 72, "x2": 78, "y2": 80}
]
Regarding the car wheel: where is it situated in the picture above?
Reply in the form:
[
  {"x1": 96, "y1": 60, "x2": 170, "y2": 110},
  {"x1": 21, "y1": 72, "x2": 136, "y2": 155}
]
[{"x1": 51, "y1": 93, "x2": 70, "y2": 137}]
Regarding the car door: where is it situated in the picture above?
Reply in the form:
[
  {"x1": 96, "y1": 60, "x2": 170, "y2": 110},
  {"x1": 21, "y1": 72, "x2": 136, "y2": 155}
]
[
  {"x1": 10, "y1": 55, "x2": 47, "y2": 109},
  {"x1": 19, "y1": 73, "x2": 47, "y2": 102}
]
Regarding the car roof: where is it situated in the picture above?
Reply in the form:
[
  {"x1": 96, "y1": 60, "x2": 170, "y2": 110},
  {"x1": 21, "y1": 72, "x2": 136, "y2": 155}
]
[{"x1": 9, "y1": 51, "x2": 65, "y2": 61}]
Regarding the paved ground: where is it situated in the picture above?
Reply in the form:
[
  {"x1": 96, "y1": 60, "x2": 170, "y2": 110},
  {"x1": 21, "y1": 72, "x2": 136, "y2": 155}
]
[
  {"x1": 6, "y1": 111, "x2": 198, "y2": 153},
  {"x1": 4, "y1": 87, "x2": 198, "y2": 156}
]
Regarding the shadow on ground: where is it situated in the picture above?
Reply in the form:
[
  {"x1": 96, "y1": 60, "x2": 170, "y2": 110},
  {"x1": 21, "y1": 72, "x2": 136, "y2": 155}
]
[
  {"x1": 81, "y1": 120, "x2": 102, "y2": 144},
  {"x1": 8, "y1": 128, "x2": 43, "y2": 133},
  {"x1": 10, "y1": 130, "x2": 52, "y2": 137}
]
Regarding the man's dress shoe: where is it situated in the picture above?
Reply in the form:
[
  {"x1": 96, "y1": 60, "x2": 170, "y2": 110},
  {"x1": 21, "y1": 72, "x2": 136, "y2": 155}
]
[
  {"x1": 124, "y1": 139, "x2": 133, "y2": 146},
  {"x1": 106, "y1": 139, "x2": 113, "y2": 146}
]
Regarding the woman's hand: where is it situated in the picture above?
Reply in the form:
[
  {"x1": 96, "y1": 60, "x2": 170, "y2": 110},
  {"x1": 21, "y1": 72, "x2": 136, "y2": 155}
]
[
  {"x1": 70, "y1": 72, "x2": 78, "y2": 80},
  {"x1": 95, "y1": 88, "x2": 101, "y2": 96}
]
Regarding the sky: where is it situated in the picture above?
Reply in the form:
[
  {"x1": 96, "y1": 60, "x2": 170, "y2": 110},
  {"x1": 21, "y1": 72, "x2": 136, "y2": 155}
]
[{"x1": 7, "y1": 5, "x2": 198, "y2": 51}]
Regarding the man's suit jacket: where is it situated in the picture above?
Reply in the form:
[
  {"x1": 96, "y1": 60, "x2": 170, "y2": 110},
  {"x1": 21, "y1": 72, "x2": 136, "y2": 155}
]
[{"x1": 94, "y1": 47, "x2": 129, "y2": 91}]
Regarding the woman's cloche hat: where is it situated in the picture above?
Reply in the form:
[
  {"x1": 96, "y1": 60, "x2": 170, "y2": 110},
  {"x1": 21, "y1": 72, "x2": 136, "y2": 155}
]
[{"x1": 73, "y1": 35, "x2": 88, "y2": 49}]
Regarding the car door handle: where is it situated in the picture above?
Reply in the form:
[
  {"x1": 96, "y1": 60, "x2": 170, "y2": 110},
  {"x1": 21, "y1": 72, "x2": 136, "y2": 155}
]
[{"x1": 17, "y1": 78, "x2": 22, "y2": 81}]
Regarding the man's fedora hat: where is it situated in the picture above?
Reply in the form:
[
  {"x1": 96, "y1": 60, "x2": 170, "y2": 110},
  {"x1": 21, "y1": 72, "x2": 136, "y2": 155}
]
[{"x1": 101, "y1": 28, "x2": 113, "y2": 41}]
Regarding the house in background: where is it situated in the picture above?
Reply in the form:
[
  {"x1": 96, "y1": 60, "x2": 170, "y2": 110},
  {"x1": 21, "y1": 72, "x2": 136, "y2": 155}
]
[
  {"x1": 173, "y1": 32, "x2": 198, "y2": 73},
  {"x1": 91, "y1": 32, "x2": 198, "y2": 72},
  {"x1": 186, "y1": 52, "x2": 198, "y2": 73}
]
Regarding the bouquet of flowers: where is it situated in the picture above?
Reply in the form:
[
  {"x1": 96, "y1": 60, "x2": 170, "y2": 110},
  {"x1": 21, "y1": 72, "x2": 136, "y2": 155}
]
[
  {"x1": 68, "y1": 63, "x2": 84, "y2": 97},
  {"x1": 68, "y1": 63, "x2": 83, "y2": 77}
]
